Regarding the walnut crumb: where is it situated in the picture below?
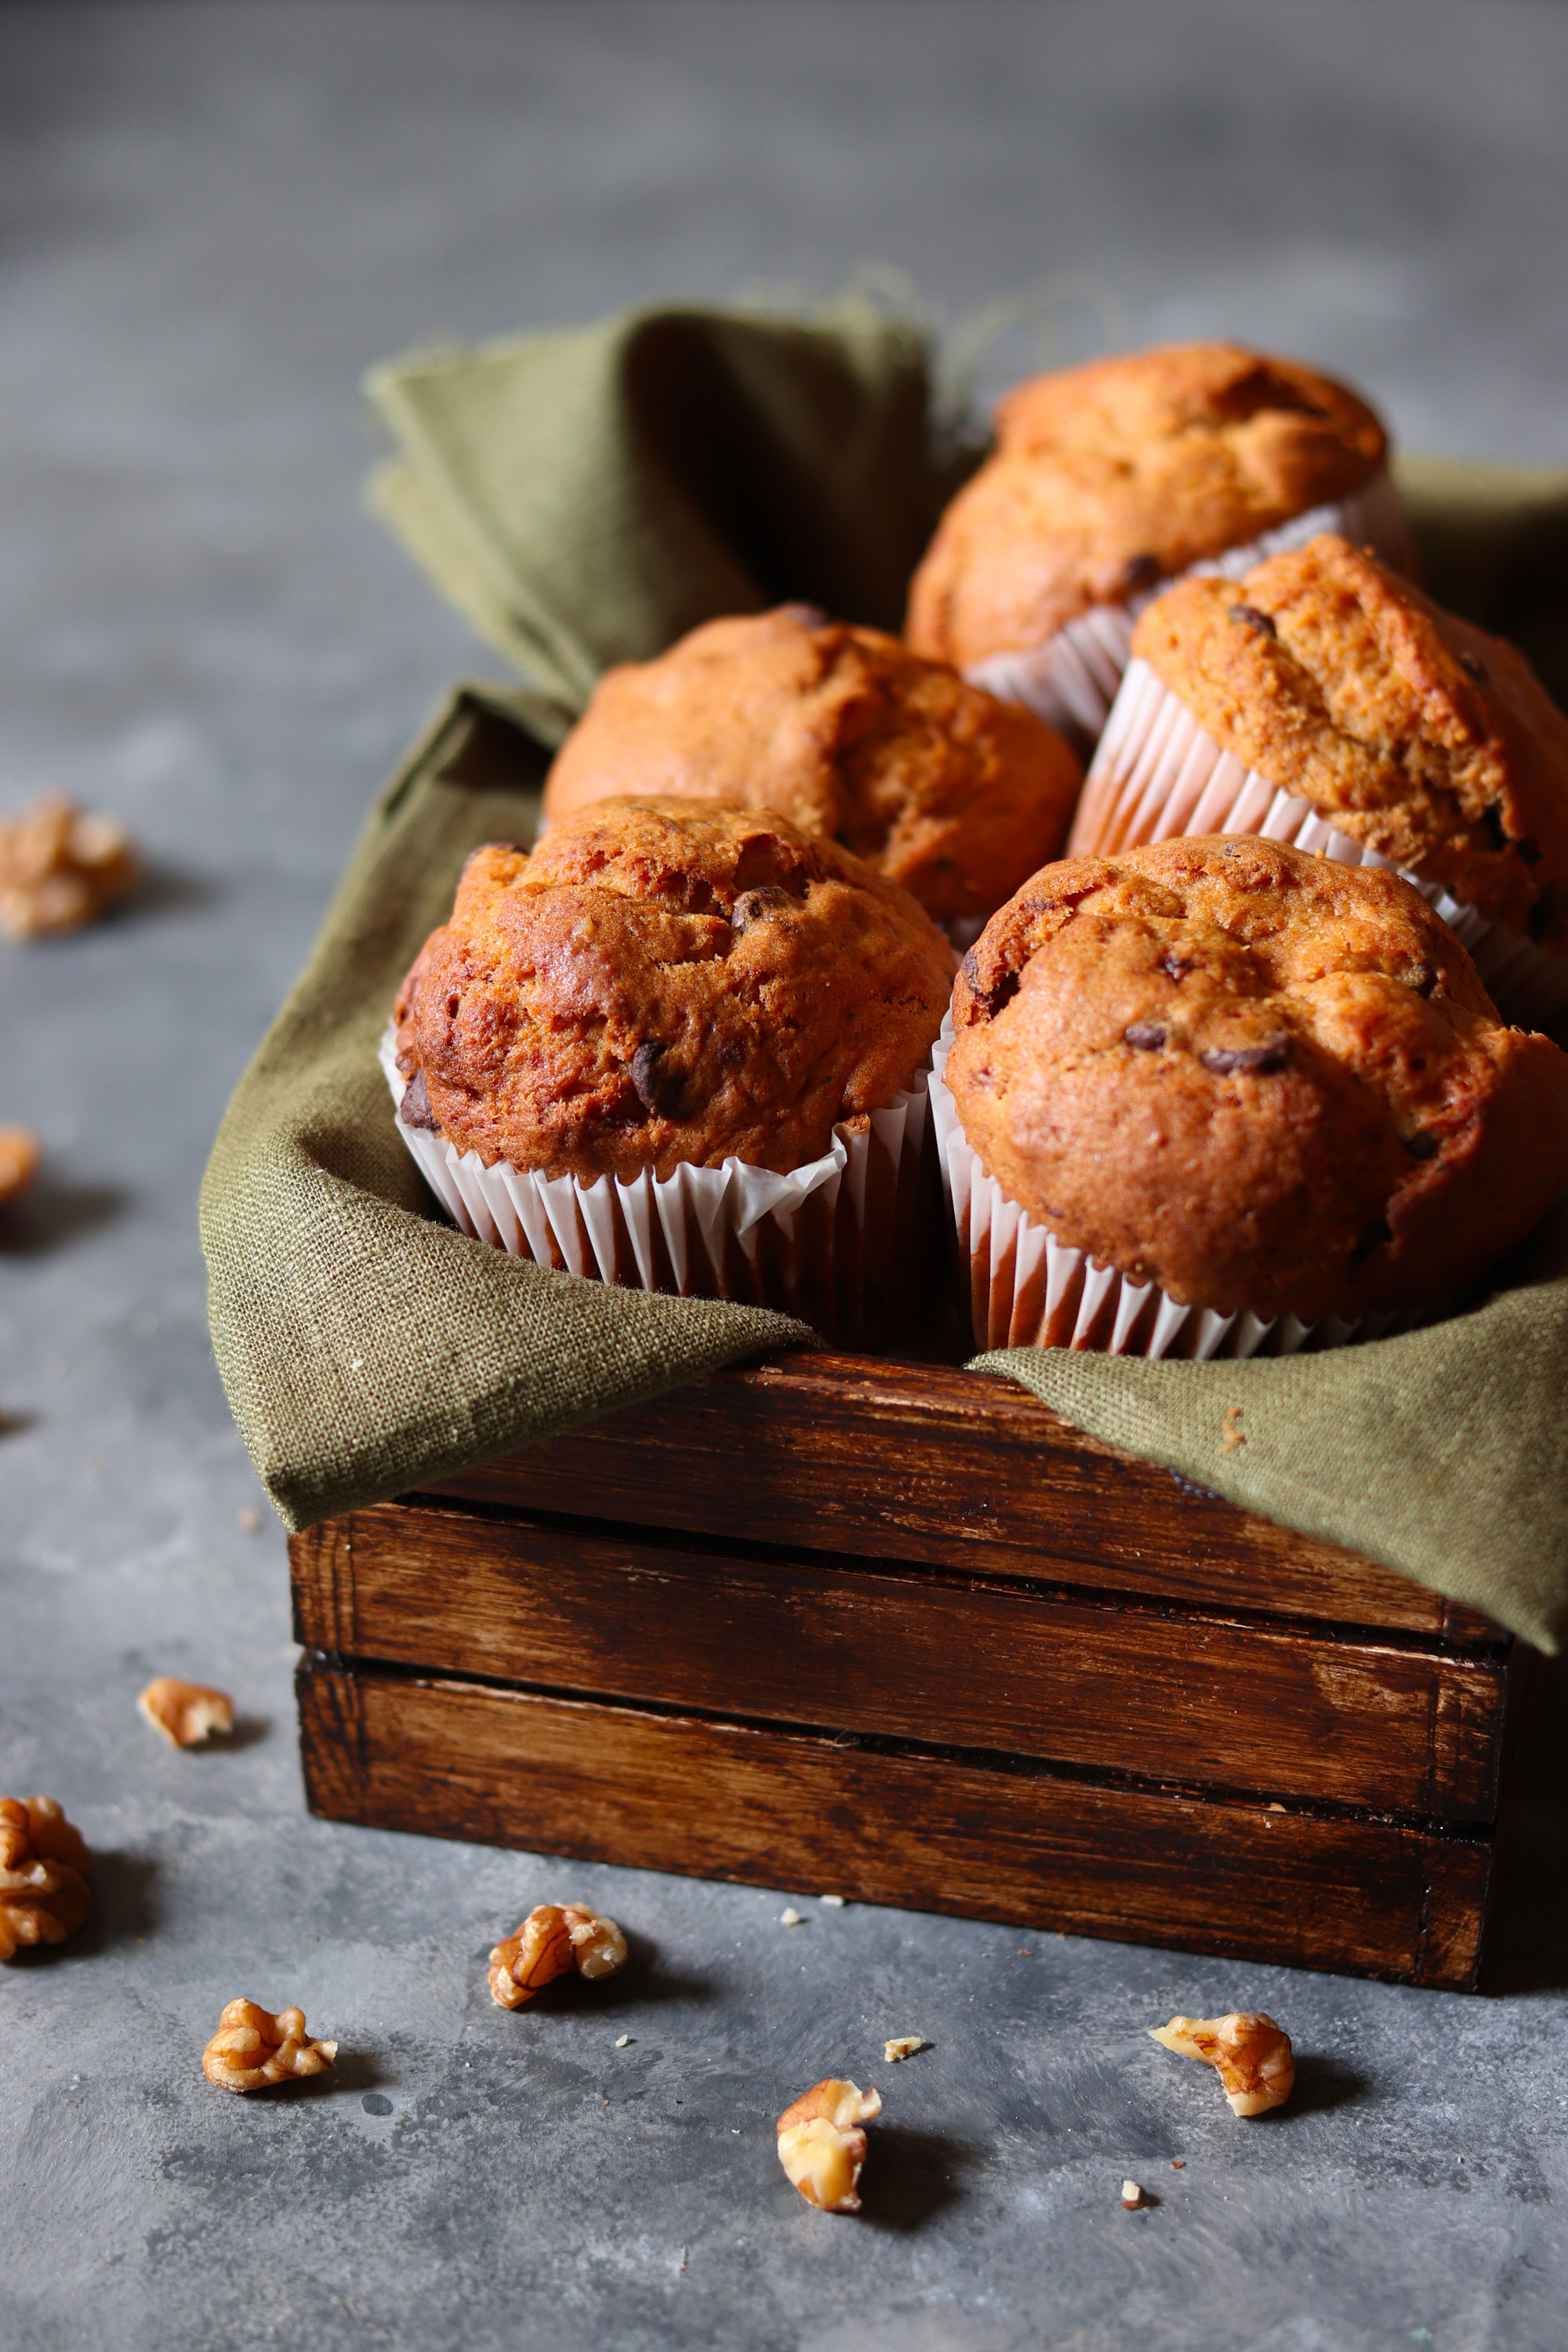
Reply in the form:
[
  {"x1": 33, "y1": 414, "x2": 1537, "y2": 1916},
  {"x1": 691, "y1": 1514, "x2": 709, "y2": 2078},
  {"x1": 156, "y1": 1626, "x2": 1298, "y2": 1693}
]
[
  {"x1": 1221, "y1": 1403, "x2": 1247, "y2": 1451},
  {"x1": 138, "y1": 1677, "x2": 234, "y2": 1748},
  {"x1": 0, "y1": 793, "x2": 137, "y2": 940},
  {"x1": 201, "y1": 2000, "x2": 337, "y2": 2093},
  {"x1": 0, "y1": 1796, "x2": 93, "y2": 1958},
  {"x1": 1150, "y1": 2012, "x2": 1295, "y2": 2117},
  {"x1": 884, "y1": 2034, "x2": 930, "y2": 2062},
  {"x1": 615, "y1": 2034, "x2": 632, "y2": 2048},
  {"x1": 488, "y1": 1902, "x2": 627, "y2": 2008},
  {"x1": 779, "y1": 1907, "x2": 804, "y2": 1927},
  {"x1": 776, "y1": 2078, "x2": 881, "y2": 2212},
  {"x1": 1120, "y1": 2179, "x2": 1145, "y2": 2209},
  {"x1": 819, "y1": 1894, "x2": 846, "y2": 1908},
  {"x1": 0, "y1": 1129, "x2": 40, "y2": 1206}
]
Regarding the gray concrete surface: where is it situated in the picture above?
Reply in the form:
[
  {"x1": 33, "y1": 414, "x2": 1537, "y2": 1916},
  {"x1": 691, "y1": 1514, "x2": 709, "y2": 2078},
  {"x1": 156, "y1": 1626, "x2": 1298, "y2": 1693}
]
[{"x1": 4, "y1": 5, "x2": 1568, "y2": 2345}]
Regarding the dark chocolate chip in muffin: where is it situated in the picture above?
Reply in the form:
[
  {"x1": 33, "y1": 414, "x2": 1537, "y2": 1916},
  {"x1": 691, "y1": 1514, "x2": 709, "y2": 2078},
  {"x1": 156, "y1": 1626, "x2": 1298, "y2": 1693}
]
[
  {"x1": 1403, "y1": 960, "x2": 1439, "y2": 998},
  {"x1": 1483, "y1": 802, "x2": 1510, "y2": 854},
  {"x1": 398, "y1": 1069, "x2": 437, "y2": 1130},
  {"x1": 630, "y1": 1042, "x2": 684, "y2": 1118},
  {"x1": 731, "y1": 886, "x2": 796, "y2": 933},
  {"x1": 1121, "y1": 552, "x2": 1163, "y2": 597},
  {"x1": 1124, "y1": 1022, "x2": 1167, "y2": 1051},
  {"x1": 1229, "y1": 603, "x2": 1278, "y2": 639},
  {"x1": 1406, "y1": 1131, "x2": 1440, "y2": 1160},
  {"x1": 960, "y1": 946, "x2": 1020, "y2": 1022},
  {"x1": 1200, "y1": 1038, "x2": 1293, "y2": 1077}
]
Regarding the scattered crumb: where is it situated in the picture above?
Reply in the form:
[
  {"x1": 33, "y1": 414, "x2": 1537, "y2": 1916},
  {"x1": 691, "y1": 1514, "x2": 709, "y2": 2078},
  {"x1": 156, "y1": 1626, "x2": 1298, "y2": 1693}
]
[
  {"x1": 1171, "y1": 2158, "x2": 1185, "y2": 2169},
  {"x1": 884, "y1": 2035, "x2": 930, "y2": 2063},
  {"x1": 615, "y1": 2034, "x2": 632, "y2": 2048},
  {"x1": 1221, "y1": 1403, "x2": 1247, "y2": 1452},
  {"x1": 819, "y1": 1894, "x2": 846, "y2": 1909},
  {"x1": 236, "y1": 1507, "x2": 262, "y2": 1533},
  {"x1": 1120, "y1": 2179, "x2": 1145, "y2": 2209},
  {"x1": 779, "y1": 1907, "x2": 804, "y2": 1927}
]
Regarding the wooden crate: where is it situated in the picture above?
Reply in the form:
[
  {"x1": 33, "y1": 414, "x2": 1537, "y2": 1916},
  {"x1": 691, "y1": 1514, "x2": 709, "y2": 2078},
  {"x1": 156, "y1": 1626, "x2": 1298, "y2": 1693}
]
[{"x1": 290, "y1": 1350, "x2": 1533, "y2": 1991}]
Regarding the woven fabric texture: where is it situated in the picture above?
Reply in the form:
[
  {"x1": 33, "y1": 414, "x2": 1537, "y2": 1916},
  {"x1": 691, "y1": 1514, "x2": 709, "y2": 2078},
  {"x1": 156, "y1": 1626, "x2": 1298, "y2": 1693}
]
[{"x1": 201, "y1": 305, "x2": 1568, "y2": 1647}]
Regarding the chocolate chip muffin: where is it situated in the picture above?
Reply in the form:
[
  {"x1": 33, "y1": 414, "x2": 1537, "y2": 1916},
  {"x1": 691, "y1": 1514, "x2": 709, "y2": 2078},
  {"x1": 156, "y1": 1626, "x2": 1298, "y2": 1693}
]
[
  {"x1": 1081, "y1": 532, "x2": 1568, "y2": 963},
  {"x1": 945, "y1": 837, "x2": 1568, "y2": 1327},
  {"x1": 394, "y1": 798, "x2": 955, "y2": 1183},
  {"x1": 907, "y1": 344, "x2": 1393, "y2": 670},
  {"x1": 540, "y1": 605, "x2": 1082, "y2": 927}
]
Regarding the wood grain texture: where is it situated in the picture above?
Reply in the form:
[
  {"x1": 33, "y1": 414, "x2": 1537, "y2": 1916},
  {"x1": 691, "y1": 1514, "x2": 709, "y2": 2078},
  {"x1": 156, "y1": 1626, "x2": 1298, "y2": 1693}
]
[
  {"x1": 296, "y1": 1661, "x2": 1492, "y2": 1990},
  {"x1": 424, "y1": 1353, "x2": 1497, "y2": 1642},
  {"x1": 289, "y1": 1501, "x2": 1510, "y2": 1820}
]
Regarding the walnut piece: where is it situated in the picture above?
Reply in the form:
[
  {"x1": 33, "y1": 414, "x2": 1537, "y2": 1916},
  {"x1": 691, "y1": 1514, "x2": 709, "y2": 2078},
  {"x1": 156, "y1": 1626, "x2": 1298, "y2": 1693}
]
[
  {"x1": 1149, "y1": 2012, "x2": 1295, "y2": 2117},
  {"x1": 488, "y1": 1901, "x2": 628, "y2": 2009},
  {"x1": 0, "y1": 793, "x2": 138, "y2": 940},
  {"x1": 884, "y1": 2034, "x2": 930, "y2": 2062},
  {"x1": 0, "y1": 1796, "x2": 93, "y2": 1959},
  {"x1": 0, "y1": 1128, "x2": 40, "y2": 1206},
  {"x1": 138, "y1": 1676, "x2": 235, "y2": 1748},
  {"x1": 776, "y1": 2078, "x2": 882, "y2": 2212},
  {"x1": 201, "y1": 2000, "x2": 338, "y2": 2093}
]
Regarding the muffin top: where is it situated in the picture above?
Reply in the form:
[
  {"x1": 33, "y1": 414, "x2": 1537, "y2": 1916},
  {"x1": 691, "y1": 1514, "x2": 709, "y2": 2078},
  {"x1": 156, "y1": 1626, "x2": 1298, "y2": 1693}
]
[
  {"x1": 394, "y1": 798, "x2": 956, "y2": 1181},
  {"x1": 906, "y1": 343, "x2": 1387, "y2": 669},
  {"x1": 946, "y1": 836, "x2": 1568, "y2": 1323},
  {"x1": 540, "y1": 605, "x2": 1082, "y2": 924},
  {"x1": 1131, "y1": 533, "x2": 1568, "y2": 949}
]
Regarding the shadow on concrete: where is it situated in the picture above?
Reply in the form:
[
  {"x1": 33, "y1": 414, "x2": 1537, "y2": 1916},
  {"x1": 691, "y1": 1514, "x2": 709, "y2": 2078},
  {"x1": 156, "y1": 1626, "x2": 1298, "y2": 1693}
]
[
  {"x1": 0, "y1": 1176, "x2": 129, "y2": 1254},
  {"x1": 125, "y1": 858, "x2": 223, "y2": 924},
  {"x1": 1481, "y1": 1648, "x2": 1568, "y2": 1996},
  {"x1": 862, "y1": 2125, "x2": 980, "y2": 2231},
  {"x1": 1287, "y1": 2054, "x2": 1370, "y2": 2118}
]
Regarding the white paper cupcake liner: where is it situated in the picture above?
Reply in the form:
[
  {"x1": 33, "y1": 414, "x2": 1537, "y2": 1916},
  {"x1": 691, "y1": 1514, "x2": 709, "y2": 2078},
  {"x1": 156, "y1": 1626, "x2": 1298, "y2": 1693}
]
[
  {"x1": 963, "y1": 465, "x2": 1412, "y2": 753},
  {"x1": 1070, "y1": 660, "x2": 1568, "y2": 1031},
  {"x1": 381, "y1": 1026, "x2": 931, "y2": 1344},
  {"x1": 928, "y1": 1017, "x2": 1381, "y2": 1360}
]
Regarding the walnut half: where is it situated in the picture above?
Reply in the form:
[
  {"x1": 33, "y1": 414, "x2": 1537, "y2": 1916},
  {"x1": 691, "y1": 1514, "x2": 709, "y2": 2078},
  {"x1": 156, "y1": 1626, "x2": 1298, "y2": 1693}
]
[
  {"x1": 138, "y1": 1677, "x2": 235, "y2": 1748},
  {"x1": 0, "y1": 793, "x2": 137, "y2": 940},
  {"x1": 776, "y1": 2078, "x2": 882, "y2": 2212},
  {"x1": 201, "y1": 2001, "x2": 338, "y2": 2093},
  {"x1": 0, "y1": 1129, "x2": 40, "y2": 1207},
  {"x1": 0, "y1": 1796, "x2": 93, "y2": 1959},
  {"x1": 488, "y1": 1902, "x2": 628, "y2": 2008},
  {"x1": 1149, "y1": 2012, "x2": 1295, "y2": 2117}
]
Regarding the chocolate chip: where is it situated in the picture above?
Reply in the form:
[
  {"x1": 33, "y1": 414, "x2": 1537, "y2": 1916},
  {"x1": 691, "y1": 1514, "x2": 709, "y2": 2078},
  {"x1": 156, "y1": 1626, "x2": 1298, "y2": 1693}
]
[
  {"x1": 1199, "y1": 1037, "x2": 1292, "y2": 1076},
  {"x1": 1349, "y1": 1218, "x2": 1392, "y2": 1271},
  {"x1": 630, "y1": 1042, "x2": 682, "y2": 1117},
  {"x1": 1517, "y1": 836, "x2": 1544, "y2": 867},
  {"x1": 1403, "y1": 960, "x2": 1439, "y2": 998},
  {"x1": 1120, "y1": 552, "x2": 1162, "y2": 597},
  {"x1": 960, "y1": 947, "x2": 1021, "y2": 1021},
  {"x1": 1482, "y1": 802, "x2": 1510, "y2": 854},
  {"x1": 398, "y1": 1070, "x2": 437, "y2": 1130},
  {"x1": 781, "y1": 602, "x2": 829, "y2": 630},
  {"x1": 1229, "y1": 604, "x2": 1278, "y2": 640},
  {"x1": 1123, "y1": 1022, "x2": 1167, "y2": 1050},
  {"x1": 730, "y1": 886, "x2": 797, "y2": 934},
  {"x1": 1457, "y1": 650, "x2": 1488, "y2": 684},
  {"x1": 1159, "y1": 949, "x2": 1194, "y2": 983},
  {"x1": 1405, "y1": 1131, "x2": 1439, "y2": 1160}
]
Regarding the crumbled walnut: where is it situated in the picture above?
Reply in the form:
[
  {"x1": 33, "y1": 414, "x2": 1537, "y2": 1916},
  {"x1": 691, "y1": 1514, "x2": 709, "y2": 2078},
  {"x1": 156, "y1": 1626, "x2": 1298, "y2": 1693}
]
[
  {"x1": 1120, "y1": 2178, "x2": 1145, "y2": 2209},
  {"x1": 201, "y1": 2000, "x2": 337, "y2": 2093},
  {"x1": 137, "y1": 1676, "x2": 235, "y2": 1748},
  {"x1": 1149, "y1": 2012, "x2": 1295, "y2": 2117},
  {"x1": 818, "y1": 1893, "x2": 846, "y2": 1908},
  {"x1": 0, "y1": 1128, "x2": 39, "y2": 1206},
  {"x1": 776, "y1": 2078, "x2": 881, "y2": 2212},
  {"x1": 0, "y1": 793, "x2": 137, "y2": 940},
  {"x1": 884, "y1": 2034, "x2": 930, "y2": 2062},
  {"x1": 779, "y1": 1907, "x2": 804, "y2": 1927},
  {"x1": 488, "y1": 1901, "x2": 628, "y2": 2008},
  {"x1": 0, "y1": 1796, "x2": 93, "y2": 1959}
]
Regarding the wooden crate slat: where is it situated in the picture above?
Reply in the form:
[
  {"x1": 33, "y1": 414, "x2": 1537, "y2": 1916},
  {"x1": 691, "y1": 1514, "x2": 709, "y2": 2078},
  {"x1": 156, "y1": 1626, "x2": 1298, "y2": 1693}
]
[
  {"x1": 289, "y1": 1502, "x2": 1508, "y2": 1820},
  {"x1": 426, "y1": 1354, "x2": 1496, "y2": 1643},
  {"x1": 296, "y1": 1661, "x2": 1490, "y2": 1991}
]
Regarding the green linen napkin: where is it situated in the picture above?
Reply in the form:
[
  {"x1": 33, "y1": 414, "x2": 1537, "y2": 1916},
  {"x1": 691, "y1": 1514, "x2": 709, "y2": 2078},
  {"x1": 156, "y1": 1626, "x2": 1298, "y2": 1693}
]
[{"x1": 201, "y1": 302, "x2": 1568, "y2": 1648}]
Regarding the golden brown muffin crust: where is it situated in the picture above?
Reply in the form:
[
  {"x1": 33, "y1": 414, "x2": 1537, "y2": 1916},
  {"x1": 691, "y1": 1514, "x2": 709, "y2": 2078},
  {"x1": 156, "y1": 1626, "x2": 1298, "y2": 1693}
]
[
  {"x1": 394, "y1": 798, "x2": 956, "y2": 1181},
  {"x1": 1131, "y1": 533, "x2": 1568, "y2": 948},
  {"x1": 541, "y1": 606, "x2": 1081, "y2": 924},
  {"x1": 947, "y1": 837, "x2": 1568, "y2": 1323},
  {"x1": 906, "y1": 343, "x2": 1387, "y2": 667}
]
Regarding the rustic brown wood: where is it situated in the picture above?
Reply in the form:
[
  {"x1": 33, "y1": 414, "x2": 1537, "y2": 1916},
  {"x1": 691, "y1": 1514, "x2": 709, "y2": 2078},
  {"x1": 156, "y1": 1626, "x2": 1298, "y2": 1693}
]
[
  {"x1": 426, "y1": 1353, "x2": 1497, "y2": 1644},
  {"x1": 296, "y1": 1660, "x2": 1493, "y2": 1990},
  {"x1": 289, "y1": 1500, "x2": 1509, "y2": 1820}
]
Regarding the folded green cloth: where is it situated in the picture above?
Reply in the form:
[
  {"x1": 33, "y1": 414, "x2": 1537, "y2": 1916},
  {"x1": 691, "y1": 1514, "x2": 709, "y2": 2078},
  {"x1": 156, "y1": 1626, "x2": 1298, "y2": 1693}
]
[{"x1": 201, "y1": 303, "x2": 1568, "y2": 1649}]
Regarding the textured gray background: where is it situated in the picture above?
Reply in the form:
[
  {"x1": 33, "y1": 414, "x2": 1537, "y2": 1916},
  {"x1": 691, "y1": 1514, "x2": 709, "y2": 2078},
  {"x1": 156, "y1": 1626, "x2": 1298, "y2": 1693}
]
[{"x1": 4, "y1": 4, "x2": 1568, "y2": 2347}]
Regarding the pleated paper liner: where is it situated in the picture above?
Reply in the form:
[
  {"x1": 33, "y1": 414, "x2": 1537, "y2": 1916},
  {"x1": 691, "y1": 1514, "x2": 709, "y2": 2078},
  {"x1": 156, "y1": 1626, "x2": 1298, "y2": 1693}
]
[
  {"x1": 381, "y1": 1027, "x2": 931, "y2": 1347},
  {"x1": 1069, "y1": 658, "x2": 1568, "y2": 1032},
  {"x1": 964, "y1": 466, "x2": 1413, "y2": 756},
  {"x1": 928, "y1": 1018, "x2": 1398, "y2": 1360}
]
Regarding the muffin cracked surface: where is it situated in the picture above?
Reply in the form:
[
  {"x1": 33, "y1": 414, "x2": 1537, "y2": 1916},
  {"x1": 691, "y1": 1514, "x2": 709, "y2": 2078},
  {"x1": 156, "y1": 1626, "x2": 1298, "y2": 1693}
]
[
  {"x1": 1129, "y1": 532, "x2": 1568, "y2": 949},
  {"x1": 947, "y1": 837, "x2": 1568, "y2": 1323},
  {"x1": 394, "y1": 798, "x2": 956, "y2": 1181},
  {"x1": 541, "y1": 606, "x2": 1081, "y2": 924},
  {"x1": 906, "y1": 343, "x2": 1387, "y2": 668}
]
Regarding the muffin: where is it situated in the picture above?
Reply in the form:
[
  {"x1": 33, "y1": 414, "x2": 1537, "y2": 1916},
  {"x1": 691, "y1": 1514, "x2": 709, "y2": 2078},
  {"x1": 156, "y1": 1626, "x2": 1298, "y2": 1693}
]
[
  {"x1": 540, "y1": 604, "x2": 1082, "y2": 933},
  {"x1": 388, "y1": 798, "x2": 956, "y2": 1341},
  {"x1": 933, "y1": 836, "x2": 1568, "y2": 1356},
  {"x1": 1070, "y1": 533, "x2": 1568, "y2": 1028},
  {"x1": 906, "y1": 343, "x2": 1410, "y2": 751}
]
